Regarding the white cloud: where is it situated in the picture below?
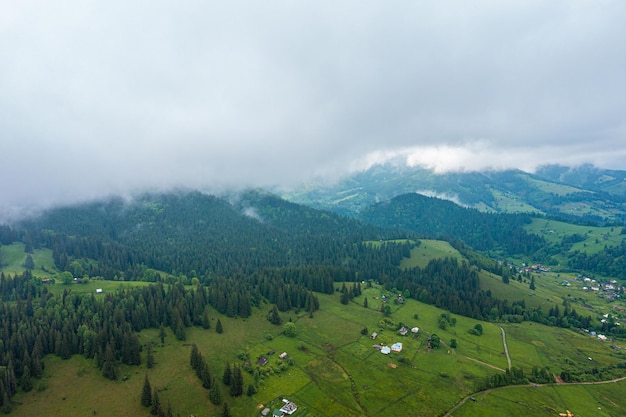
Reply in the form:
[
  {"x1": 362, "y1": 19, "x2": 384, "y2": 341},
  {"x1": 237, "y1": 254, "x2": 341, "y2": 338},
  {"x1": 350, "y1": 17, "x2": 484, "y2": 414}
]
[{"x1": 1, "y1": 0, "x2": 625, "y2": 217}]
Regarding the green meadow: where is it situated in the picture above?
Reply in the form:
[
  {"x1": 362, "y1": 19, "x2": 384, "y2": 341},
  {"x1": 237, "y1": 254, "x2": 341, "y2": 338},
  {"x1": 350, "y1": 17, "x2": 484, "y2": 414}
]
[
  {"x1": 0, "y1": 242, "x2": 57, "y2": 277},
  {"x1": 525, "y1": 218, "x2": 624, "y2": 255},
  {"x1": 11, "y1": 282, "x2": 626, "y2": 417},
  {"x1": 6, "y1": 238, "x2": 626, "y2": 416}
]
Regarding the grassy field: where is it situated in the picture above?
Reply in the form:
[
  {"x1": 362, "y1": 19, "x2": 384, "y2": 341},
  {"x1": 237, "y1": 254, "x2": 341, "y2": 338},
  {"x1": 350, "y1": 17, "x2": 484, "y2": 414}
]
[
  {"x1": 12, "y1": 281, "x2": 626, "y2": 417},
  {"x1": 400, "y1": 239, "x2": 463, "y2": 269},
  {"x1": 452, "y1": 380, "x2": 626, "y2": 417},
  {"x1": 0, "y1": 242, "x2": 57, "y2": 277},
  {"x1": 525, "y1": 218, "x2": 624, "y2": 256},
  {"x1": 8, "y1": 239, "x2": 626, "y2": 417}
]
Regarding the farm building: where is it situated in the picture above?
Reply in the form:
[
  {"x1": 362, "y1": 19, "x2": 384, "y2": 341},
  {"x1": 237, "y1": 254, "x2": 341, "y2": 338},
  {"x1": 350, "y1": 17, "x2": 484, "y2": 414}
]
[
  {"x1": 280, "y1": 399, "x2": 298, "y2": 415},
  {"x1": 411, "y1": 327, "x2": 419, "y2": 334},
  {"x1": 370, "y1": 332, "x2": 378, "y2": 340},
  {"x1": 391, "y1": 342, "x2": 403, "y2": 352},
  {"x1": 257, "y1": 357, "x2": 268, "y2": 366},
  {"x1": 398, "y1": 327, "x2": 408, "y2": 336},
  {"x1": 381, "y1": 346, "x2": 391, "y2": 355},
  {"x1": 279, "y1": 352, "x2": 288, "y2": 359}
]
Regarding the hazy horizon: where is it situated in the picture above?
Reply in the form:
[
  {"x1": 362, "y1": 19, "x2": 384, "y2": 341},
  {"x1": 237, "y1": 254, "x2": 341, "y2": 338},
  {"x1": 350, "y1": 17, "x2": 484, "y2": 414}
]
[{"x1": 2, "y1": 1, "x2": 625, "y2": 218}]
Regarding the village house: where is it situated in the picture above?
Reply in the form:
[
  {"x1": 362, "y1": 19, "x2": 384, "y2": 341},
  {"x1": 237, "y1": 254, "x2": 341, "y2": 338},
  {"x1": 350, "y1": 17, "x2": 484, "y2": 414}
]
[
  {"x1": 370, "y1": 331, "x2": 378, "y2": 340},
  {"x1": 398, "y1": 327, "x2": 408, "y2": 336},
  {"x1": 279, "y1": 352, "x2": 288, "y2": 359},
  {"x1": 391, "y1": 342, "x2": 403, "y2": 352}
]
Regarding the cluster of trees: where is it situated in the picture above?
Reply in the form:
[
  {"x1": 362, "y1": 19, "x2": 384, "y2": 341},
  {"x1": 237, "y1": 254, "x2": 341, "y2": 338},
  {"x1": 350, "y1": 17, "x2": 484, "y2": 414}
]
[
  {"x1": 339, "y1": 281, "x2": 362, "y2": 305},
  {"x1": 141, "y1": 375, "x2": 174, "y2": 417},
  {"x1": 190, "y1": 344, "x2": 221, "y2": 405}
]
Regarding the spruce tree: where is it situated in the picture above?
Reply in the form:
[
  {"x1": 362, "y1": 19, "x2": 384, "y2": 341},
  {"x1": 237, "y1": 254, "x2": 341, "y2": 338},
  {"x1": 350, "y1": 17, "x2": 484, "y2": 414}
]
[
  {"x1": 216, "y1": 318, "x2": 223, "y2": 334},
  {"x1": 209, "y1": 382, "x2": 222, "y2": 405},
  {"x1": 222, "y1": 362, "x2": 232, "y2": 385},
  {"x1": 146, "y1": 344, "x2": 155, "y2": 369},
  {"x1": 151, "y1": 388, "x2": 161, "y2": 416},
  {"x1": 222, "y1": 402, "x2": 231, "y2": 417},
  {"x1": 141, "y1": 375, "x2": 152, "y2": 407},
  {"x1": 21, "y1": 365, "x2": 32, "y2": 392}
]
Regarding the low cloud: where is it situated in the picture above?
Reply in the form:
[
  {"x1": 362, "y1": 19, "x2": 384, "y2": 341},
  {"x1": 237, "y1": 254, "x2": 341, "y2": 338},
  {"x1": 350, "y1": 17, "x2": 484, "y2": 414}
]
[{"x1": 1, "y1": 1, "x2": 625, "y2": 219}]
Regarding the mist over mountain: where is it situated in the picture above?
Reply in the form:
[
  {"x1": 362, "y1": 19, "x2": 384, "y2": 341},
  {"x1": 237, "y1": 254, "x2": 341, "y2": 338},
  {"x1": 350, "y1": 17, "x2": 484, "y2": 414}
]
[{"x1": 282, "y1": 163, "x2": 626, "y2": 224}]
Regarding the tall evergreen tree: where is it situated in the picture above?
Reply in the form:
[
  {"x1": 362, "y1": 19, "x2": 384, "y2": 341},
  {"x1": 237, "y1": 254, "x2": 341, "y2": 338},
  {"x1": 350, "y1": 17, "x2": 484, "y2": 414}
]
[
  {"x1": 216, "y1": 318, "x2": 223, "y2": 334},
  {"x1": 222, "y1": 362, "x2": 232, "y2": 386},
  {"x1": 141, "y1": 375, "x2": 152, "y2": 407},
  {"x1": 209, "y1": 382, "x2": 222, "y2": 405}
]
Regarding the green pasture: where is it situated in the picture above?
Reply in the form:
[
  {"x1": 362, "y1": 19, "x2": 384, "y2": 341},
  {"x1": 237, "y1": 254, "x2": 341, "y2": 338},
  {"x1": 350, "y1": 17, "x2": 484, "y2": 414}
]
[
  {"x1": 11, "y1": 283, "x2": 626, "y2": 417},
  {"x1": 0, "y1": 242, "x2": 57, "y2": 277},
  {"x1": 525, "y1": 218, "x2": 624, "y2": 255},
  {"x1": 490, "y1": 189, "x2": 544, "y2": 214},
  {"x1": 400, "y1": 239, "x2": 463, "y2": 269},
  {"x1": 452, "y1": 380, "x2": 626, "y2": 417}
]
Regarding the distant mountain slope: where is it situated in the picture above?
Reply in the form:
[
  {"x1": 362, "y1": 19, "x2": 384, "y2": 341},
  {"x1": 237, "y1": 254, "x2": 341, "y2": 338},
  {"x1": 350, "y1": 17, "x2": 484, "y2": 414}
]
[
  {"x1": 358, "y1": 193, "x2": 545, "y2": 255},
  {"x1": 17, "y1": 190, "x2": 398, "y2": 279},
  {"x1": 283, "y1": 164, "x2": 626, "y2": 224}
]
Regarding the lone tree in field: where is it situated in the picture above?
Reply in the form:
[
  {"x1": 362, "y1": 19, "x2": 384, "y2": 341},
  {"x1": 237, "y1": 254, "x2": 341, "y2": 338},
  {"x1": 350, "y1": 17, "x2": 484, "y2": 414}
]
[
  {"x1": 216, "y1": 318, "x2": 223, "y2": 334},
  {"x1": 141, "y1": 374, "x2": 152, "y2": 407},
  {"x1": 283, "y1": 322, "x2": 296, "y2": 337}
]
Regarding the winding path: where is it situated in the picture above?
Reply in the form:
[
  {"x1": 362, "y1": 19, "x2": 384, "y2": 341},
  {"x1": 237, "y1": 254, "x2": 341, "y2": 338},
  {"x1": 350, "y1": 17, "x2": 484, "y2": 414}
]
[{"x1": 500, "y1": 326, "x2": 512, "y2": 371}]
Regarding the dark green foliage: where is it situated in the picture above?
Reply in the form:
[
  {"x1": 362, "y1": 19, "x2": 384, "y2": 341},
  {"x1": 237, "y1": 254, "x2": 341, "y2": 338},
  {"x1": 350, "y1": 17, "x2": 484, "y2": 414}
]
[
  {"x1": 222, "y1": 363, "x2": 232, "y2": 386},
  {"x1": 359, "y1": 193, "x2": 545, "y2": 256},
  {"x1": 146, "y1": 344, "x2": 155, "y2": 369},
  {"x1": 101, "y1": 343, "x2": 117, "y2": 380},
  {"x1": 23, "y1": 254, "x2": 35, "y2": 270},
  {"x1": 267, "y1": 305, "x2": 282, "y2": 325},
  {"x1": 141, "y1": 375, "x2": 152, "y2": 407},
  {"x1": 20, "y1": 366, "x2": 32, "y2": 393},
  {"x1": 246, "y1": 384, "x2": 257, "y2": 396},
  {"x1": 150, "y1": 388, "x2": 161, "y2": 416},
  {"x1": 429, "y1": 334, "x2": 440, "y2": 349},
  {"x1": 449, "y1": 339, "x2": 457, "y2": 349},
  {"x1": 530, "y1": 276, "x2": 536, "y2": 291},
  {"x1": 209, "y1": 383, "x2": 222, "y2": 405},
  {"x1": 229, "y1": 365, "x2": 243, "y2": 397},
  {"x1": 481, "y1": 367, "x2": 528, "y2": 389},
  {"x1": 216, "y1": 319, "x2": 223, "y2": 334},
  {"x1": 222, "y1": 402, "x2": 231, "y2": 417}
]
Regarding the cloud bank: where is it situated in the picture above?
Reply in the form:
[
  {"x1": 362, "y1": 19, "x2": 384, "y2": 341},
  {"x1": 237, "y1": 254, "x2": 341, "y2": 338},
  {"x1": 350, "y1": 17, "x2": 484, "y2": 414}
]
[{"x1": 1, "y1": 1, "x2": 625, "y2": 218}]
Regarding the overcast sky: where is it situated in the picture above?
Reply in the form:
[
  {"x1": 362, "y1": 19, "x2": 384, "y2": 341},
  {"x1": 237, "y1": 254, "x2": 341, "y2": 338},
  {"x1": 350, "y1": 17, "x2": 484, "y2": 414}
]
[{"x1": 1, "y1": 1, "x2": 625, "y2": 218}]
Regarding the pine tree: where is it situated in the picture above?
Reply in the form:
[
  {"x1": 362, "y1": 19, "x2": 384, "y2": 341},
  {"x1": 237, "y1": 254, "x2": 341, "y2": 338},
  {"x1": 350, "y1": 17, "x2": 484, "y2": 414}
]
[
  {"x1": 229, "y1": 365, "x2": 243, "y2": 397},
  {"x1": 151, "y1": 388, "x2": 161, "y2": 416},
  {"x1": 209, "y1": 382, "x2": 222, "y2": 405},
  {"x1": 216, "y1": 318, "x2": 223, "y2": 334},
  {"x1": 222, "y1": 401, "x2": 231, "y2": 417},
  {"x1": 363, "y1": 297, "x2": 368, "y2": 308},
  {"x1": 21, "y1": 365, "x2": 33, "y2": 392},
  {"x1": 102, "y1": 342, "x2": 117, "y2": 380},
  {"x1": 141, "y1": 375, "x2": 152, "y2": 407},
  {"x1": 222, "y1": 363, "x2": 232, "y2": 385},
  {"x1": 146, "y1": 343, "x2": 155, "y2": 369},
  {"x1": 267, "y1": 304, "x2": 282, "y2": 325},
  {"x1": 530, "y1": 276, "x2": 536, "y2": 291},
  {"x1": 201, "y1": 363, "x2": 212, "y2": 389}
]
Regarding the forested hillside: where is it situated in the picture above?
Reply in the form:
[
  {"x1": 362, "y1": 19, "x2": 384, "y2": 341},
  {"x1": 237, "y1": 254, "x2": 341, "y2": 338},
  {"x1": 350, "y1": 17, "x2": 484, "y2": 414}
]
[{"x1": 358, "y1": 193, "x2": 545, "y2": 256}]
